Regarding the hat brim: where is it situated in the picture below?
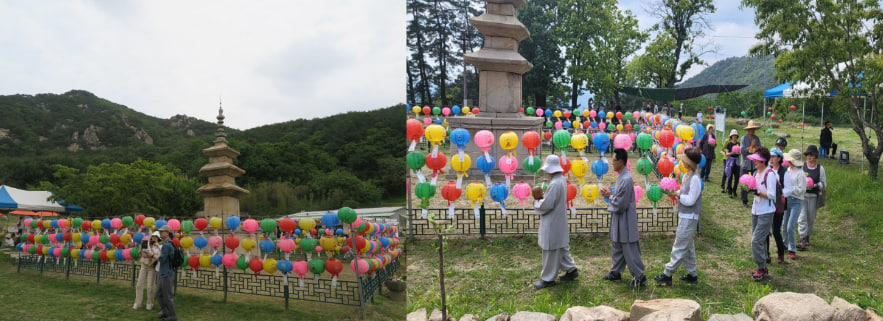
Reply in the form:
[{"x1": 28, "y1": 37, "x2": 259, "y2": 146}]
[
  {"x1": 784, "y1": 155, "x2": 804, "y2": 167},
  {"x1": 743, "y1": 124, "x2": 761, "y2": 130},
  {"x1": 747, "y1": 153, "x2": 767, "y2": 162},
  {"x1": 541, "y1": 164, "x2": 564, "y2": 174}
]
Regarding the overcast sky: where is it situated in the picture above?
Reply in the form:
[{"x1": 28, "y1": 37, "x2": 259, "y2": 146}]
[{"x1": 0, "y1": 1, "x2": 406, "y2": 130}]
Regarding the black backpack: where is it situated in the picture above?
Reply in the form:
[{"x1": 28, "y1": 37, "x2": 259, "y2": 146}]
[{"x1": 168, "y1": 243, "x2": 185, "y2": 269}]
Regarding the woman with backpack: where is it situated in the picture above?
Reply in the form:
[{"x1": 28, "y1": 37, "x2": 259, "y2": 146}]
[
  {"x1": 134, "y1": 232, "x2": 161, "y2": 310},
  {"x1": 744, "y1": 147, "x2": 777, "y2": 281},
  {"x1": 782, "y1": 149, "x2": 806, "y2": 259},
  {"x1": 767, "y1": 148, "x2": 787, "y2": 264}
]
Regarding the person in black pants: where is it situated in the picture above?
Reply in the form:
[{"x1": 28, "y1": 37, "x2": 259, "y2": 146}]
[
  {"x1": 720, "y1": 129, "x2": 741, "y2": 198},
  {"x1": 740, "y1": 121, "x2": 763, "y2": 207},
  {"x1": 699, "y1": 124, "x2": 717, "y2": 181},
  {"x1": 819, "y1": 122, "x2": 833, "y2": 158},
  {"x1": 767, "y1": 147, "x2": 788, "y2": 264}
]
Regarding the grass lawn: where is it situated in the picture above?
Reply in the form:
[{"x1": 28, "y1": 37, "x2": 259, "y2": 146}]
[
  {"x1": 0, "y1": 254, "x2": 406, "y2": 320},
  {"x1": 406, "y1": 118, "x2": 883, "y2": 320}
]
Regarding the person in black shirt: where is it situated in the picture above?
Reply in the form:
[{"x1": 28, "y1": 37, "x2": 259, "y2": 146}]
[
  {"x1": 819, "y1": 122, "x2": 833, "y2": 158},
  {"x1": 720, "y1": 129, "x2": 741, "y2": 198}
]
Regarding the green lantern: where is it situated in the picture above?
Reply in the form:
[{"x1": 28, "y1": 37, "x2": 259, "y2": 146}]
[
  {"x1": 28, "y1": 246, "x2": 36, "y2": 255},
  {"x1": 236, "y1": 255, "x2": 249, "y2": 271},
  {"x1": 73, "y1": 218, "x2": 83, "y2": 228},
  {"x1": 99, "y1": 234, "x2": 109, "y2": 244},
  {"x1": 182, "y1": 254, "x2": 190, "y2": 268},
  {"x1": 545, "y1": 120, "x2": 553, "y2": 127},
  {"x1": 269, "y1": 234, "x2": 277, "y2": 241},
  {"x1": 624, "y1": 112, "x2": 633, "y2": 121},
  {"x1": 636, "y1": 158, "x2": 654, "y2": 175},
  {"x1": 432, "y1": 106, "x2": 441, "y2": 115},
  {"x1": 522, "y1": 156, "x2": 542, "y2": 174},
  {"x1": 121, "y1": 216, "x2": 134, "y2": 227},
  {"x1": 260, "y1": 219, "x2": 277, "y2": 233},
  {"x1": 92, "y1": 251, "x2": 101, "y2": 262},
  {"x1": 61, "y1": 247, "x2": 70, "y2": 258},
  {"x1": 30, "y1": 220, "x2": 38, "y2": 228},
  {"x1": 299, "y1": 238, "x2": 317, "y2": 253},
  {"x1": 406, "y1": 151, "x2": 426, "y2": 172},
  {"x1": 415, "y1": 182, "x2": 436, "y2": 209},
  {"x1": 180, "y1": 220, "x2": 192, "y2": 234},
  {"x1": 552, "y1": 130, "x2": 571, "y2": 149},
  {"x1": 636, "y1": 133, "x2": 653, "y2": 150},
  {"x1": 308, "y1": 259, "x2": 325, "y2": 276},
  {"x1": 337, "y1": 207, "x2": 357, "y2": 224},
  {"x1": 526, "y1": 107, "x2": 535, "y2": 116},
  {"x1": 741, "y1": 111, "x2": 747, "y2": 117},
  {"x1": 130, "y1": 247, "x2": 140, "y2": 259}
]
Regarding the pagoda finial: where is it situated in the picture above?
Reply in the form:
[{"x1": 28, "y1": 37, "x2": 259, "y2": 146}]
[{"x1": 215, "y1": 100, "x2": 227, "y2": 143}]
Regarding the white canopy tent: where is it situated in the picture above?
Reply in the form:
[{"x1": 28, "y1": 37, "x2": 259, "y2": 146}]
[{"x1": 0, "y1": 185, "x2": 67, "y2": 212}]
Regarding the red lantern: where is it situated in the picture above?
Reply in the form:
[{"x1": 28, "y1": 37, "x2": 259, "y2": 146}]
[
  {"x1": 249, "y1": 257, "x2": 263, "y2": 275},
  {"x1": 81, "y1": 220, "x2": 91, "y2": 231},
  {"x1": 543, "y1": 131, "x2": 552, "y2": 141},
  {"x1": 63, "y1": 232, "x2": 72, "y2": 242},
  {"x1": 188, "y1": 255, "x2": 201, "y2": 271},
  {"x1": 441, "y1": 182, "x2": 462, "y2": 204},
  {"x1": 583, "y1": 121, "x2": 590, "y2": 128},
  {"x1": 768, "y1": 107, "x2": 773, "y2": 111},
  {"x1": 406, "y1": 119, "x2": 424, "y2": 144},
  {"x1": 109, "y1": 234, "x2": 120, "y2": 245},
  {"x1": 278, "y1": 218, "x2": 296, "y2": 235},
  {"x1": 171, "y1": 237, "x2": 180, "y2": 247},
  {"x1": 424, "y1": 152, "x2": 447, "y2": 177},
  {"x1": 625, "y1": 124, "x2": 633, "y2": 132},
  {"x1": 522, "y1": 131, "x2": 541, "y2": 156},
  {"x1": 134, "y1": 215, "x2": 145, "y2": 226},
  {"x1": 99, "y1": 249, "x2": 109, "y2": 261},
  {"x1": 519, "y1": 107, "x2": 524, "y2": 113},
  {"x1": 563, "y1": 111, "x2": 572, "y2": 119},
  {"x1": 707, "y1": 106, "x2": 713, "y2": 111},
  {"x1": 225, "y1": 235, "x2": 240, "y2": 250},
  {"x1": 310, "y1": 229, "x2": 318, "y2": 236},
  {"x1": 325, "y1": 258, "x2": 344, "y2": 277},
  {"x1": 471, "y1": 108, "x2": 480, "y2": 115},
  {"x1": 779, "y1": 119, "x2": 783, "y2": 123},
  {"x1": 657, "y1": 157, "x2": 674, "y2": 176},
  {"x1": 658, "y1": 129, "x2": 675, "y2": 148},
  {"x1": 566, "y1": 182, "x2": 577, "y2": 208},
  {"x1": 770, "y1": 114, "x2": 776, "y2": 119},
  {"x1": 194, "y1": 218, "x2": 208, "y2": 231},
  {"x1": 790, "y1": 105, "x2": 796, "y2": 110},
  {"x1": 422, "y1": 106, "x2": 431, "y2": 115},
  {"x1": 346, "y1": 236, "x2": 366, "y2": 254},
  {"x1": 615, "y1": 112, "x2": 623, "y2": 119},
  {"x1": 559, "y1": 155, "x2": 572, "y2": 175}
]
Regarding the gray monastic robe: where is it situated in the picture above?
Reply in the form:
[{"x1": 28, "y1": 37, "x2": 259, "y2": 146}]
[
  {"x1": 608, "y1": 169, "x2": 639, "y2": 243},
  {"x1": 535, "y1": 173, "x2": 568, "y2": 250}
]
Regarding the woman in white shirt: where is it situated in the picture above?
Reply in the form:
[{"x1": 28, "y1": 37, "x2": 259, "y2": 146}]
[
  {"x1": 654, "y1": 147, "x2": 704, "y2": 286},
  {"x1": 782, "y1": 149, "x2": 806, "y2": 259},
  {"x1": 745, "y1": 147, "x2": 777, "y2": 281},
  {"x1": 134, "y1": 232, "x2": 161, "y2": 310}
]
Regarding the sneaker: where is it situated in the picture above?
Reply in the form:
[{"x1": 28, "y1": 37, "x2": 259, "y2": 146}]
[
  {"x1": 777, "y1": 255, "x2": 786, "y2": 264},
  {"x1": 721, "y1": 189, "x2": 727, "y2": 194},
  {"x1": 533, "y1": 279, "x2": 556, "y2": 290},
  {"x1": 789, "y1": 251, "x2": 797, "y2": 259},
  {"x1": 146, "y1": 304, "x2": 153, "y2": 311},
  {"x1": 602, "y1": 271, "x2": 621, "y2": 282},
  {"x1": 679, "y1": 274, "x2": 699, "y2": 284},
  {"x1": 627, "y1": 275, "x2": 647, "y2": 288},
  {"x1": 654, "y1": 273, "x2": 672, "y2": 286},
  {"x1": 132, "y1": 304, "x2": 139, "y2": 310},
  {"x1": 560, "y1": 268, "x2": 579, "y2": 281},
  {"x1": 752, "y1": 269, "x2": 765, "y2": 281}
]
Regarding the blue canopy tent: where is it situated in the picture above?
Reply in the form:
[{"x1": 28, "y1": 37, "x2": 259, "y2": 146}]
[
  {"x1": 764, "y1": 82, "x2": 791, "y2": 98},
  {"x1": 0, "y1": 185, "x2": 82, "y2": 213}
]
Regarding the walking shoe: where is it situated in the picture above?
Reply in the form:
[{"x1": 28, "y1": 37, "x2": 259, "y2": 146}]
[
  {"x1": 146, "y1": 304, "x2": 153, "y2": 311},
  {"x1": 743, "y1": 203, "x2": 750, "y2": 208},
  {"x1": 777, "y1": 255, "x2": 786, "y2": 264},
  {"x1": 627, "y1": 275, "x2": 647, "y2": 288},
  {"x1": 797, "y1": 237, "x2": 808, "y2": 251},
  {"x1": 679, "y1": 274, "x2": 699, "y2": 284},
  {"x1": 752, "y1": 269, "x2": 765, "y2": 281},
  {"x1": 789, "y1": 251, "x2": 797, "y2": 259},
  {"x1": 133, "y1": 304, "x2": 139, "y2": 310},
  {"x1": 602, "y1": 271, "x2": 622, "y2": 281},
  {"x1": 721, "y1": 189, "x2": 727, "y2": 193},
  {"x1": 560, "y1": 268, "x2": 579, "y2": 281},
  {"x1": 533, "y1": 279, "x2": 556, "y2": 290},
  {"x1": 654, "y1": 273, "x2": 672, "y2": 286}
]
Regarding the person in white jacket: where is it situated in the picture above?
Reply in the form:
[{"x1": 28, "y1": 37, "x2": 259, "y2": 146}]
[
  {"x1": 134, "y1": 232, "x2": 161, "y2": 310},
  {"x1": 782, "y1": 149, "x2": 806, "y2": 260}
]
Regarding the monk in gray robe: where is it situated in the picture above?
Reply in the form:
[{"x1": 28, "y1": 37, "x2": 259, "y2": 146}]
[
  {"x1": 532, "y1": 154, "x2": 578, "y2": 289},
  {"x1": 600, "y1": 148, "x2": 646, "y2": 287}
]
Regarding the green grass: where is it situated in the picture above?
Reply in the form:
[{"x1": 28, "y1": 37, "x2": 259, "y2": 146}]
[
  {"x1": 0, "y1": 254, "x2": 405, "y2": 320},
  {"x1": 406, "y1": 118, "x2": 883, "y2": 320}
]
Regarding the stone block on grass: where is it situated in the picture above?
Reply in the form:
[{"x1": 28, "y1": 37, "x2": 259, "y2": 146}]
[
  {"x1": 630, "y1": 299, "x2": 701, "y2": 321},
  {"x1": 753, "y1": 292, "x2": 834, "y2": 321},
  {"x1": 707, "y1": 313, "x2": 752, "y2": 321},
  {"x1": 831, "y1": 297, "x2": 865, "y2": 321},
  {"x1": 560, "y1": 305, "x2": 629, "y2": 321},
  {"x1": 509, "y1": 311, "x2": 556, "y2": 321},
  {"x1": 408, "y1": 308, "x2": 428, "y2": 321}
]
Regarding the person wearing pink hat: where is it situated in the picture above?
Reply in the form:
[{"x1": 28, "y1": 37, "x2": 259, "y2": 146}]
[
  {"x1": 740, "y1": 121, "x2": 763, "y2": 208},
  {"x1": 745, "y1": 147, "x2": 777, "y2": 281},
  {"x1": 531, "y1": 154, "x2": 578, "y2": 289}
]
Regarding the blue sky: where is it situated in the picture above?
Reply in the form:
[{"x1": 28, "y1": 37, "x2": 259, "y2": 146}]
[{"x1": 0, "y1": 1, "x2": 406, "y2": 129}]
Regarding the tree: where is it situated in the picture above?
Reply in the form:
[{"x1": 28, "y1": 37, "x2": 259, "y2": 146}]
[
  {"x1": 39, "y1": 160, "x2": 202, "y2": 217},
  {"x1": 556, "y1": 0, "x2": 592, "y2": 109},
  {"x1": 742, "y1": 0, "x2": 883, "y2": 178},
  {"x1": 633, "y1": 0, "x2": 716, "y2": 89},
  {"x1": 519, "y1": 0, "x2": 565, "y2": 107}
]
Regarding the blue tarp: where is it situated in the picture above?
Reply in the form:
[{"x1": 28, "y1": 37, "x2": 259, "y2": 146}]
[
  {"x1": 764, "y1": 82, "x2": 791, "y2": 98},
  {"x1": 0, "y1": 186, "x2": 18, "y2": 208}
]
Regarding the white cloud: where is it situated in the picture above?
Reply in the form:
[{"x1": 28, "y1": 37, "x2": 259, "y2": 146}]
[{"x1": 0, "y1": 0, "x2": 405, "y2": 129}]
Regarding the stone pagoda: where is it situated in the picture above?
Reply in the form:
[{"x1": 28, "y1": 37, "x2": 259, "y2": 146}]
[
  {"x1": 449, "y1": 0, "x2": 544, "y2": 178},
  {"x1": 197, "y1": 104, "x2": 249, "y2": 218}
]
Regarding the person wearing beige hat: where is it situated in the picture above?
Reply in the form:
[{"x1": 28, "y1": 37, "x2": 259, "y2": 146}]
[
  {"x1": 740, "y1": 120, "x2": 763, "y2": 207},
  {"x1": 720, "y1": 129, "x2": 741, "y2": 198},
  {"x1": 156, "y1": 224, "x2": 178, "y2": 321},
  {"x1": 781, "y1": 149, "x2": 806, "y2": 259},
  {"x1": 655, "y1": 147, "x2": 703, "y2": 286},
  {"x1": 134, "y1": 231, "x2": 161, "y2": 311},
  {"x1": 531, "y1": 154, "x2": 578, "y2": 289}
]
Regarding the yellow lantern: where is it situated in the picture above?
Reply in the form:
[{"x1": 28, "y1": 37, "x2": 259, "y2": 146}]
[
  {"x1": 675, "y1": 143, "x2": 685, "y2": 155},
  {"x1": 553, "y1": 110, "x2": 562, "y2": 118},
  {"x1": 581, "y1": 184, "x2": 599, "y2": 203},
  {"x1": 320, "y1": 236, "x2": 338, "y2": 253},
  {"x1": 411, "y1": 106, "x2": 421, "y2": 114},
  {"x1": 424, "y1": 124, "x2": 446, "y2": 143},
  {"x1": 298, "y1": 218, "x2": 316, "y2": 231},
  {"x1": 499, "y1": 131, "x2": 519, "y2": 152},
  {"x1": 616, "y1": 124, "x2": 624, "y2": 132},
  {"x1": 143, "y1": 217, "x2": 155, "y2": 228},
  {"x1": 91, "y1": 220, "x2": 102, "y2": 231},
  {"x1": 209, "y1": 217, "x2": 222, "y2": 229},
  {"x1": 572, "y1": 120, "x2": 581, "y2": 129},
  {"x1": 465, "y1": 182, "x2": 486, "y2": 212},
  {"x1": 120, "y1": 233, "x2": 132, "y2": 245},
  {"x1": 263, "y1": 258, "x2": 278, "y2": 274},
  {"x1": 200, "y1": 254, "x2": 212, "y2": 267},
  {"x1": 241, "y1": 238, "x2": 256, "y2": 251},
  {"x1": 570, "y1": 132, "x2": 588, "y2": 152},
  {"x1": 42, "y1": 246, "x2": 50, "y2": 255},
  {"x1": 607, "y1": 111, "x2": 614, "y2": 119},
  {"x1": 43, "y1": 220, "x2": 51, "y2": 229},
  {"x1": 71, "y1": 248, "x2": 80, "y2": 259},
  {"x1": 72, "y1": 232, "x2": 82, "y2": 243},
  {"x1": 451, "y1": 153, "x2": 471, "y2": 178},
  {"x1": 582, "y1": 110, "x2": 590, "y2": 117},
  {"x1": 571, "y1": 158, "x2": 589, "y2": 184},
  {"x1": 180, "y1": 236, "x2": 194, "y2": 249},
  {"x1": 676, "y1": 124, "x2": 694, "y2": 141}
]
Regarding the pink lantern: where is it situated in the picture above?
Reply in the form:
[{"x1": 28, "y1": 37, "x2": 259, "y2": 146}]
[
  {"x1": 731, "y1": 145, "x2": 741, "y2": 154},
  {"x1": 806, "y1": 177, "x2": 815, "y2": 190},
  {"x1": 512, "y1": 182, "x2": 532, "y2": 205},
  {"x1": 110, "y1": 218, "x2": 122, "y2": 230},
  {"x1": 442, "y1": 107, "x2": 451, "y2": 116},
  {"x1": 167, "y1": 219, "x2": 181, "y2": 232},
  {"x1": 633, "y1": 185, "x2": 644, "y2": 207},
  {"x1": 89, "y1": 235, "x2": 100, "y2": 246},
  {"x1": 58, "y1": 219, "x2": 67, "y2": 229},
  {"x1": 598, "y1": 122, "x2": 607, "y2": 130},
  {"x1": 242, "y1": 219, "x2": 259, "y2": 235},
  {"x1": 554, "y1": 121, "x2": 563, "y2": 129},
  {"x1": 315, "y1": 246, "x2": 323, "y2": 253},
  {"x1": 589, "y1": 110, "x2": 597, "y2": 118},
  {"x1": 209, "y1": 236, "x2": 222, "y2": 249},
  {"x1": 277, "y1": 238, "x2": 295, "y2": 253},
  {"x1": 293, "y1": 260, "x2": 309, "y2": 287},
  {"x1": 53, "y1": 248, "x2": 61, "y2": 257},
  {"x1": 739, "y1": 174, "x2": 757, "y2": 189},
  {"x1": 123, "y1": 248, "x2": 132, "y2": 261},
  {"x1": 474, "y1": 130, "x2": 495, "y2": 155},
  {"x1": 350, "y1": 258, "x2": 370, "y2": 274},
  {"x1": 24, "y1": 218, "x2": 33, "y2": 227},
  {"x1": 423, "y1": 117, "x2": 431, "y2": 125},
  {"x1": 535, "y1": 108, "x2": 544, "y2": 117},
  {"x1": 632, "y1": 111, "x2": 640, "y2": 119},
  {"x1": 84, "y1": 249, "x2": 93, "y2": 259},
  {"x1": 222, "y1": 253, "x2": 238, "y2": 268},
  {"x1": 613, "y1": 134, "x2": 632, "y2": 150},
  {"x1": 498, "y1": 155, "x2": 518, "y2": 185},
  {"x1": 660, "y1": 177, "x2": 679, "y2": 193}
]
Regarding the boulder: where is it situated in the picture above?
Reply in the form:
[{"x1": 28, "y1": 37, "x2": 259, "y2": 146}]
[
  {"x1": 772, "y1": 132, "x2": 790, "y2": 138},
  {"x1": 430, "y1": 309, "x2": 457, "y2": 321},
  {"x1": 867, "y1": 309, "x2": 883, "y2": 321},
  {"x1": 753, "y1": 292, "x2": 834, "y2": 321},
  {"x1": 630, "y1": 299, "x2": 701, "y2": 321},
  {"x1": 560, "y1": 306, "x2": 629, "y2": 321},
  {"x1": 830, "y1": 297, "x2": 864, "y2": 321},
  {"x1": 707, "y1": 313, "x2": 753, "y2": 321},
  {"x1": 510, "y1": 311, "x2": 556, "y2": 321},
  {"x1": 486, "y1": 313, "x2": 510, "y2": 321},
  {"x1": 408, "y1": 308, "x2": 428, "y2": 321},
  {"x1": 459, "y1": 314, "x2": 480, "y2": 321}
]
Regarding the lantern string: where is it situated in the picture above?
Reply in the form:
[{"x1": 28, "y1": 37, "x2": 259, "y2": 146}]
[{"x1": 408, "y1": 141, "x2": 417, "y2": 152}]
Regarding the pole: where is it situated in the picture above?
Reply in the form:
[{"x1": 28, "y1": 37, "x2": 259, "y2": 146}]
[
  {"x1": 438, "y1": 233, "x2": 447, "y2": 321},
  {"x1": 479, "y1": 203, "x2": 486, "y2": 239},
  {"x1": 802, "y1": 101, "x2": 806, "y2": 152},
  {"x1": 96, "y1": 260, "x2": 101, "y2": 285}
]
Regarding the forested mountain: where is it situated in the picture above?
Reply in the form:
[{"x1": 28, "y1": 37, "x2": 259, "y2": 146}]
[
  {"x1": 0, "y1": 90, "x2": 404, "y2": 216},
  {"x1": 678, "y1": 55, "x2": 778, "y2": 91}
]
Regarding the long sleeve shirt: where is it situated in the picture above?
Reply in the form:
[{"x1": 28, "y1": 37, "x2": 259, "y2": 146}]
[
  {"x1": 159, "y1": 240, "x2": 175, "y2": 277},
  {"x1": 678, "y1": 174, "x2": 703, "y2": 219},
  {"x1": 752, "y1": 168, "x2": 778, "y2": 215},
  {"x1": 782, "y1": 167, "x2": 806, "y2": 200},
  {"x1": 534, "y1": 173, "x2": 569, "y2": 250}
]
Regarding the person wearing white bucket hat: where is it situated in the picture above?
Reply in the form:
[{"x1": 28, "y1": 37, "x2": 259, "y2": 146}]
[
  {"x1": 531, "y1": 154, "x2": 578, "y2": 289},
  {"x1": 781, "y1": 149, "x2": 806, "y2": 260}
]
